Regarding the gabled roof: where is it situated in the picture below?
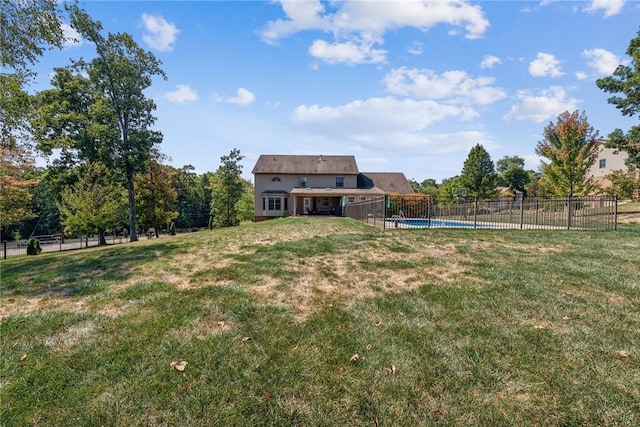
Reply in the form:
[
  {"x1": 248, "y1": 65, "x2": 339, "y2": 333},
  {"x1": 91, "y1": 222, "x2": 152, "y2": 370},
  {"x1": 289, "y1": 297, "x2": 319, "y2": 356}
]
[
  {"x1": 358, "y1": 172, "x2": 414, "y2": 194},
  {"x1": 252, "y1": 155, "x2": 358, "y2": 175}
]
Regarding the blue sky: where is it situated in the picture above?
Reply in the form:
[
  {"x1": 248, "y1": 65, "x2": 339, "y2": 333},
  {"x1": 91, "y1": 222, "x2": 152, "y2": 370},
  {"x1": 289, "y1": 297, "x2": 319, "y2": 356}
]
[{"x1": 31, "y1": 0, "x2": 640, "y2": 182}]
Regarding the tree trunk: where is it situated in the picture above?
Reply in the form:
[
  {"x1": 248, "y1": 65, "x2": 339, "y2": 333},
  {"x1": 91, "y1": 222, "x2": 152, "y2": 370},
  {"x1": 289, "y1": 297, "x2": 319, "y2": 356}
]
[
  {"x1": 155, "y1": 226, "x2": 159, "y2": 239},
  {"x1": 98, "y1": 229, "x2": 107, "y2": 246},
  {"x1": 127, "y1": 173, "x2": 138, "y2": 242}
]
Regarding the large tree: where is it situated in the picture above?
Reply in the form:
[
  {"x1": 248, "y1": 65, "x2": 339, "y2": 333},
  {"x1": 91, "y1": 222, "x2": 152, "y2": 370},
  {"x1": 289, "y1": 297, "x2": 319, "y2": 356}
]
[
  {"x1": 535, "y1": 110, "x2": 599, "y2": 197},
  {"x1": 459, "y1": 144, "x2": 497, "y2": 198},
  {"x1": 596, "y1": 27, "x2": 640, "y2": 171},
  {"x1": 210, "y1": 149, "x2": 245, "y2": 228},
  {"x1": 34, "y1": 6, "x2": 166, "y2": 241}
]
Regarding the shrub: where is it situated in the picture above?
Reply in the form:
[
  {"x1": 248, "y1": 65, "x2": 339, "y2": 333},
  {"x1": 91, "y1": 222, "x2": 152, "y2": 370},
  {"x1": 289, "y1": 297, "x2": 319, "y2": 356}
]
[{"x1": 26, "y1": 238, "x2": 42, "y2": 256}]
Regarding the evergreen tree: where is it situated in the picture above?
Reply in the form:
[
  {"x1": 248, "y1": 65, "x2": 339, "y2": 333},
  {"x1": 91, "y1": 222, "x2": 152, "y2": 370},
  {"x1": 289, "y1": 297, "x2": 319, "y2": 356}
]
[{"x1": 459, "y1": 144, "x2": 497, "y2": 198}]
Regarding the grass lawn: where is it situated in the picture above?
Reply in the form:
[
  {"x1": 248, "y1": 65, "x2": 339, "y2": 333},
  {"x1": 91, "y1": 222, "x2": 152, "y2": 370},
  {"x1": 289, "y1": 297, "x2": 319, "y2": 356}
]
[{"x1": 1, "y1": 217, "x2": 639, "y2": 426}]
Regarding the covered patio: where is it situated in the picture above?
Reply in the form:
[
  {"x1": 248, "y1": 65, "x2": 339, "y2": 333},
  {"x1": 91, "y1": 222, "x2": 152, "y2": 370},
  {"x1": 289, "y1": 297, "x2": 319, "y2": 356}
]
[{"x1": 290, "y1": 188, "x2": 385, "y2": 217}]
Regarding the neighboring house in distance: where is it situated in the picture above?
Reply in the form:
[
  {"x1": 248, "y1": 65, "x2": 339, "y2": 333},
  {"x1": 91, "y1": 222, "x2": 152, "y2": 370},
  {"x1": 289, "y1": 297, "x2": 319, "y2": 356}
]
[
  {"x1": 252, "y1": 154, "x2": 413, "y2": 222},
  {"x1": 588, "y1": 142, "x2": 640, "y2": 189}
]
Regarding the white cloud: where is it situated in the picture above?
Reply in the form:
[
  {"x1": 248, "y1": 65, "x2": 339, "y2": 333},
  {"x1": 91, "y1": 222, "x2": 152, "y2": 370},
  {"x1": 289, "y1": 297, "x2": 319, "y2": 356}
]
[
  {"x1": 166, "y1": 85, "x2": 199, "y2": 103},
  {"x1": 575, "y1": 71, "x2": 589, "y2": 80},
  {"x1": 289, "y1": 96, "x2": 488, "y2": 155},
  {"x1": 584, "y1": 0, "x2": 625, "y2": 17},
  {"x1": 141, "y1": 13, "x2": 180, "y2": 52},
  {"x1": 383, "y1": 67, "x2": 506, "y2": 106},
  {"x1": 215, "y1": 88, "x2": 256, "y2": 106},
  {"x1": 480, "y1": 55, "x2": 501, "y2": 69},
  {"x1": 583, "y1": 48, "x2": 621, "y2": 76},
  {"x1": 503, "y1": 87, "x2": 579, "y2": 123},
  {"x1": 529, "y1": 53, "x2": 564, "y2": 77},
  {"x1": 309, "y1": 40, "x2": 387, "y2": 65},
  {"x1": 62, "y1": 24, "x2": 82, "y2": 48},
  {"x1": 407, "y1": 41, "x2": 424, "y2": 56},
  {"x1": 260, "y1": 0, "x2": 489, "y2": 64}
]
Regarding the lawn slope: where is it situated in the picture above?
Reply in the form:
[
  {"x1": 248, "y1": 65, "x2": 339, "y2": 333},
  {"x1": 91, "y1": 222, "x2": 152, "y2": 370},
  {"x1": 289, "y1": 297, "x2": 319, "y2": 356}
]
[{"x1": 2, "y1": 218, "x2": 639, "y2": 426}]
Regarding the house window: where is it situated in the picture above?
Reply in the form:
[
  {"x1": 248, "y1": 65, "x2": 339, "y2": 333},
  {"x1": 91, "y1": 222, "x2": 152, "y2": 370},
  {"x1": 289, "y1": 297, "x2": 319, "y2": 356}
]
[
  {"x1": 347, "y1": 196, "x2": 355, "y2": 203},
  {"x1": 268, "y1": 197, "x2": 282, "y2": 210},
  {"x1": 599, "y1": 159, "x2": 606, "y2": 169},
  {"x1": 272, "y1": 176, "x2": 281, "y2": 182},
  {"x1": 336, "y1": 176, "x2": 344, "y2": 188},
  {"x1": 299, "y1": 176, "x2": 308, "y2": 188}
]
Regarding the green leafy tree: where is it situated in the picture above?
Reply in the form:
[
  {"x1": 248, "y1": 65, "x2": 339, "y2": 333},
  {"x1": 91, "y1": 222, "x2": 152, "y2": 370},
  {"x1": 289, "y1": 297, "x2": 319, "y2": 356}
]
[
  {"x1": 236, "y1": 178, "x2": 255, "y2": 223},
  {"x1": 535, "y1": 110, "x2": 599, "y2": 197},
  {"x1": 596, "y1": 27, "x2": 640, "y2": 171},
  {"x1": 603, "y1": 170, "x2": 640, "y2": 199},
  {"x1": 174, "y1": 165, "x2": 212, "y2": 229},
  {"x1": 210, "y1": 149, "x2": 245, "y2": 228},
  {"x1": 1, "y1": 0, "x2": 66, "y2": 230},
  {"x1": 496, "y1": 156, "x2": 531, "y2": 193},
  {"x1": 135, "y1": 160, "x2": 178, "y2": 238},
  {"x1": 61, "y1": 6, "x2": 166, "y2": 241},
  {"x1": 437, "y1": 175, "x2": 463, "y2": 203},
  {"x1": 57, "y1": 163, "x2": 127, "y2": 245},
  {"x1": 459, "y1": 144, "x2": 497, "y2": 198}
]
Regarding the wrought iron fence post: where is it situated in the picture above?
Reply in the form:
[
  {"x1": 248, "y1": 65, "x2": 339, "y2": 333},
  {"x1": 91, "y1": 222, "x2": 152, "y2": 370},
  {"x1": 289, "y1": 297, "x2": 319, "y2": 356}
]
[
  {"x1": 567, "y1": 195, "x2": 573, "y2": 229},
  {"x1": 614, "y1": 195, "x2": 618, "y2": 231},
  {"x1": 3, "y1": 241, "x2": 6, "y2": 260},
  {"x1": 473, "y1": 197, "x2": 478, "y2": 228},
  {"x1": 519, "y1": 198, "x2": 524, "y2": 229}
]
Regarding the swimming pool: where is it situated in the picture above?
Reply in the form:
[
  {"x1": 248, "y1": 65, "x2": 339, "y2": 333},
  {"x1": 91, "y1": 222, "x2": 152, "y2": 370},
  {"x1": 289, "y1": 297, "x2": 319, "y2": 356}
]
[{"x1": 387, "y1": 218, "x2": 486, "y2": 228}]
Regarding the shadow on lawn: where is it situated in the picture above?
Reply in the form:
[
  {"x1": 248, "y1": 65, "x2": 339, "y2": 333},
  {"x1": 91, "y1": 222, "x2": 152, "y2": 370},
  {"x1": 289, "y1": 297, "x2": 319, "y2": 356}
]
[{"x1": 1, "y1": 241, "x2": 183, "y2": 298}]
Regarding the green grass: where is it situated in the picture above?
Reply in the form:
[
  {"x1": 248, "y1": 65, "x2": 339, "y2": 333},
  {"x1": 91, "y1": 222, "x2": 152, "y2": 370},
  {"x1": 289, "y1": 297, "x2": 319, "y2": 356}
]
[{"x1": 2, "y1": 218, "x2": 639, "y2": 426}]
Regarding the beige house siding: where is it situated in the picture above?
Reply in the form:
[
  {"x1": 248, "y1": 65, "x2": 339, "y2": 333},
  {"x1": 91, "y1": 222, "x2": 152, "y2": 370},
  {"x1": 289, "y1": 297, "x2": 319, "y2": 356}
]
[{"x1": 588, "y1": 145, "x2": 638, "y2": 189}]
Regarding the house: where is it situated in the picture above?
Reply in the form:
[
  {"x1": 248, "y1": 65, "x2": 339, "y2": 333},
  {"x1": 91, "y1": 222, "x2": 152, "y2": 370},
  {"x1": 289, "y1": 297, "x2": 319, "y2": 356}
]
[
  {"x1": 588, "y1": 142, "x2": 640, "y2": 190},
  {"x1": 252, "y1": 154, "x2": 413, "y2": 221}
]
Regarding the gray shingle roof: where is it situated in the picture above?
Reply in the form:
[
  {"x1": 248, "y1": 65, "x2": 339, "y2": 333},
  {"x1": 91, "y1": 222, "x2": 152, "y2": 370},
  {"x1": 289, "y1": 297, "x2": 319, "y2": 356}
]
[
  {"x1": 252, "y1": 155, "x2": 358, "y2": 175},
  {"x1": 359, "y1": 172, "x2": 414, "y2": 194}
]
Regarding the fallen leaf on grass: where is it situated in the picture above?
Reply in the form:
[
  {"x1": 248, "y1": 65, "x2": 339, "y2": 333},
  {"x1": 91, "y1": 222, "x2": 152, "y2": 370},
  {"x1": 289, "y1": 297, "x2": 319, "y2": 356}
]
[
  {"x1": 375, "y1": 320, "x2": 382, "y2": 327},
  {"x1": 534, "y1": 325, "x2": 545, "y2": 330},
  {"x1": 562, "y1": 316, "x2": 571, "y2": 321},
  {"x1": 20, "y1": 354, "x2": 27, "y2": 361},
  {"x1": 388, "y1": 365, "x2": 397, "y2": 375},
  {"x1": 397, "y1": 311, "x2": 404, "y2": 317},
  {"x1": 433, "y1": 409, "x2": 443, "y2": 416},
  {"x1": 616, "y1": 350, "x2": 628, "y2": 358},
  {"x1": 178, "y1": 382, "x2": 191, "y2": 393},
  {"x1": 366, "y1": 344, "x2": 372, "y2": 351},
  {"x1": 290, "y1": 345, "x2": 299, "y2": 354},
  {"x1": 170, "y1": 359, "x2": 188, "y2": 372},
  {"x1": 262, "y1": 391, "x2": 272, "y2": 398},
  {"x1": 350, "y1": 354, "x2": 359, "y2": 363},
  {"x1": 241, "y1": 336, "x2": 251, "y2": 343}
]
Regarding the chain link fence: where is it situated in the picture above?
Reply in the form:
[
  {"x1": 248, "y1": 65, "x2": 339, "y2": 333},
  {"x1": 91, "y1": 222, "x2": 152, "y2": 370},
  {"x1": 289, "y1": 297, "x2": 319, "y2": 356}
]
[{"x1": 344, "y1": 195, "x2": 617, "y2": 231}]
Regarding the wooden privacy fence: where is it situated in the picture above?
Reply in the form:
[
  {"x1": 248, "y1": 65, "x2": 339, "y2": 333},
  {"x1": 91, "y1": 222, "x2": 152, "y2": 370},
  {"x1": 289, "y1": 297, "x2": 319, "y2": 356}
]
[{"x1": 344, "y1": 195, "x2": 617, "y2": 231}]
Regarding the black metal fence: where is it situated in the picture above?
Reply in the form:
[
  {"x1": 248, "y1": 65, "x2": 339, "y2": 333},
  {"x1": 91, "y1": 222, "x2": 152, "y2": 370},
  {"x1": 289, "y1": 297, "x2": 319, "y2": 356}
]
[{"x1": 344, "y1": 195, "x2": 618, "y2": 231}]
